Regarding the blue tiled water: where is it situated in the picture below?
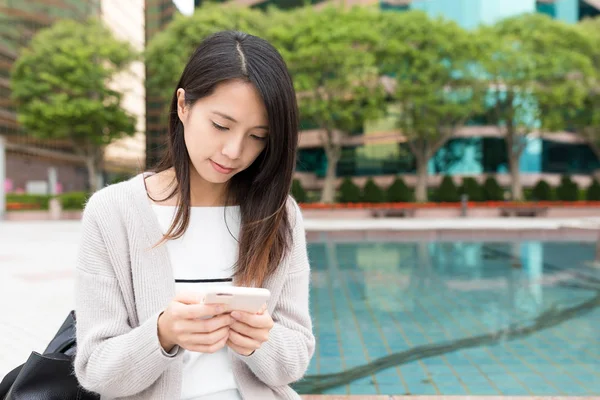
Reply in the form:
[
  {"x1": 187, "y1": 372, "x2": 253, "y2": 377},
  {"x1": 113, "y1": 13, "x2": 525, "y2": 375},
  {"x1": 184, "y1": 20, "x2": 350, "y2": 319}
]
[{"x1": 298, "y1": 240, "x2": 600, "y2": 396}]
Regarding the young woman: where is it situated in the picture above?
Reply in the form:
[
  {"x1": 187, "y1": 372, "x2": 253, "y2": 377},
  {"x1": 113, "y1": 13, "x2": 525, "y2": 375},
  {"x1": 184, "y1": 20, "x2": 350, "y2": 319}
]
[{"x1": 73, "y1": 30, "x2": 314, "y2": 400}]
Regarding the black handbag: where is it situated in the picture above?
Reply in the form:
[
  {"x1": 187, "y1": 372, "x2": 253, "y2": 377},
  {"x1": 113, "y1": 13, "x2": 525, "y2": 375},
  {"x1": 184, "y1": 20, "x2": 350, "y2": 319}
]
[{"x1": 0, "y1": 311, "x2": 100, "y2": 400}]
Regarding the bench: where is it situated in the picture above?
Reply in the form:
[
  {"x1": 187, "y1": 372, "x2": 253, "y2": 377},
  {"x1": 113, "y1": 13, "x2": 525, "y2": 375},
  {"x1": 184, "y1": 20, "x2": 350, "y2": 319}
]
[
  {"x1": 371, "y1": 208, "x2": 416, "y2": 218},
  {"x1": 499, "y1": 206, "x2": 548, "y2": 217}
]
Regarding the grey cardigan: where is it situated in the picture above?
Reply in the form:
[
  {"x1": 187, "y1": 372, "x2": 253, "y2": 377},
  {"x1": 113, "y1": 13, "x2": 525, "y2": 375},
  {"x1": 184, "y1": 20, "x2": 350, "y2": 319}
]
[{"x1": 73, "y1": 174, "x2": 315, "y2": 399}]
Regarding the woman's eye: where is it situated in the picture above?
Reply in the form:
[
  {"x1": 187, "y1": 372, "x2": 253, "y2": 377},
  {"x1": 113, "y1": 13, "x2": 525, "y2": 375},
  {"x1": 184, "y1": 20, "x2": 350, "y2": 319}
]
[
  {"x1": 251, "y1": 135, "x2": 267, "y2": 141},
  {"x1": 212, "y1": 122, "x2": 229, "y2": 131}
]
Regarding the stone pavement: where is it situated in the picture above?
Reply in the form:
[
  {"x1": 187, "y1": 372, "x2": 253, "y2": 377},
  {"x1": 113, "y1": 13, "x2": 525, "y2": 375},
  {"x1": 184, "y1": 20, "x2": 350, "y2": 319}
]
[{"x1": 0, "y1": 220, "x2": 81, "y2": 376}]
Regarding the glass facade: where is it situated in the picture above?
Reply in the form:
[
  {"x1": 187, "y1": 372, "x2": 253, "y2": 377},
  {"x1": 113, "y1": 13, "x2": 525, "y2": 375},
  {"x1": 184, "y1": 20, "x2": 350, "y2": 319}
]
[
  {"x1": 0, "y1": 0, "x2": 100, "y2": 147},
  {"x1": 298, "y1": 136, "x2": 600, "y2": 177},
  {"x1": 145, "y1": 0, "x2": 600, "y2": 176},
  {"x1": 144, "y1": 0, "x2": 178, "y2": 168}
]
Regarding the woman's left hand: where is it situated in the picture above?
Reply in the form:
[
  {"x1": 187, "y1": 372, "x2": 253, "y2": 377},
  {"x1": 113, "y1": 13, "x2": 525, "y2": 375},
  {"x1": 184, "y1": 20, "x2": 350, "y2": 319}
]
[{"x1": 227, "y1": 306, "x2": 274, "y2": 356}]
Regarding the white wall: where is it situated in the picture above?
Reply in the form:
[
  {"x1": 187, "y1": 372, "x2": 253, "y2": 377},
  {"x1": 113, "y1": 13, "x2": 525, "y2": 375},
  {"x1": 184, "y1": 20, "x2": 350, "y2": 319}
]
[{"x1": 101, "y1": 0, "x2": 146, "y2": 171}]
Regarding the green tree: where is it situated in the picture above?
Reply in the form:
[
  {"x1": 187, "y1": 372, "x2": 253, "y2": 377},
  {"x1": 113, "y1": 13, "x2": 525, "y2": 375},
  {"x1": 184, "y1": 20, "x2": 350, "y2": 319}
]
[
  {"x1": 572, "y1": 18, "x2": 600, "y2": 160},
  {"x1": 479, "y1": 14, "x2": 594, "y2": 201},
  {"x1": 377, "y1": 11, "x2": 485, "y2": 202},
  {"x1": 145, "y1": 4, "x2": 267, "y2": 103},
  {"x1": 269, "y1": 6, "x2": 386, "y2": 203},
  {"x1": 11, "y1": 19, "x2": 136, "y2": 192}
]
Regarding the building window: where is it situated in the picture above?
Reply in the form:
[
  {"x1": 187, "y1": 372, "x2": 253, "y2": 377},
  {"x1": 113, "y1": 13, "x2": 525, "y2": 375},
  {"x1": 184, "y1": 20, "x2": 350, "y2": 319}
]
[{"x1": 536, "y1": 1, "x2": 557, "y2": 18}]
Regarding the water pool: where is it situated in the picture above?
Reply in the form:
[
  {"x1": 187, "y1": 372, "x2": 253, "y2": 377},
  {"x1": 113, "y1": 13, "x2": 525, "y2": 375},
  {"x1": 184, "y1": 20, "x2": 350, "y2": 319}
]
[{"x1": 298, "y1": 240, "x2": 600, "y2": 396}]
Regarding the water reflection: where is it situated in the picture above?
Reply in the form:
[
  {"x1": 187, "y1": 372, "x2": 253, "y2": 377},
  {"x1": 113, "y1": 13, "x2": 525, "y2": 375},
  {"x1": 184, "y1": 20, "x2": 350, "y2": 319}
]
[{"x1": 302, "y1": 240, "x2": 600, "y2": 394}]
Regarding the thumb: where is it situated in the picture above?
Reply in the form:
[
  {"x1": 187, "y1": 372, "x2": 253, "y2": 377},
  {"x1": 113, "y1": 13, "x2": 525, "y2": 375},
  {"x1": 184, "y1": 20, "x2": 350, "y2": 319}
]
[{"x1": 174, "y1": 291, "x2": 202, "y2": 305}]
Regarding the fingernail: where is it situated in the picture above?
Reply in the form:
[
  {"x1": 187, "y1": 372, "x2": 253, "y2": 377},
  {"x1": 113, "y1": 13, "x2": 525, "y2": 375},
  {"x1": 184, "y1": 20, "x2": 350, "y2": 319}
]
[
  {"x1": 216, "y1": 305, "x2": 224, "y2": 313},
  {"x1": 231, "y1": 311, "x2": 240, "y2": 319}
]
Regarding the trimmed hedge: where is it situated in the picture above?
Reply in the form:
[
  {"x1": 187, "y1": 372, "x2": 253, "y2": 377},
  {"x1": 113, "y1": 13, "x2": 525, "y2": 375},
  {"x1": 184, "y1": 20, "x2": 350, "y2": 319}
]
[
  {"x1": 338, "y1": 177, "x2": 361, "y2": 203},
  {"x1": 387, "y1": 176, "x2": 413, "y2": 202},
  {"x1": 435, "y1": 175, "x2": 460, "y2": 202},
  {"x1": 362, "y1": 178, "x2": 385, "y2": 203},
  {"x1": 587, "y1": 179, "x2": 600, "y2": 201},
  {"x1": 556, "y1": 175, "x2": 579, "y2": 201},
  {"x1": 6, "y1": 194, "x2": 51, "y2": 210},
  {"x1": 482, "y1": 176, "x2": 504, "y2": 201},
  {"x1": 57, "y1": 192, "x2": 89, "y2": 210},
  {"x1": 532, "y1": 179, "x2": 553, "y2": 201},
  {"x1": 291, "y1": 179, "x2": 307, "y2": 203},
  {"x1": 460, "y1": 177, "x2": 484, "y2": 202}
]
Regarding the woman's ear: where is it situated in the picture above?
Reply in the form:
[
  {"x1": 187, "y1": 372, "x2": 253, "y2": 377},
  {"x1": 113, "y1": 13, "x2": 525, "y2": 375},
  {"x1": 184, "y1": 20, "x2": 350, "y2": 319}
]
[{"x1": 176, "y1": 88, "x2": 187, "y2": 123}]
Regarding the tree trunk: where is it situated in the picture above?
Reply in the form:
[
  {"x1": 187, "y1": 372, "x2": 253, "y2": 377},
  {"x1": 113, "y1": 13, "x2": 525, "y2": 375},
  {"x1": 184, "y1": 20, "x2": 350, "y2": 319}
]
[
  {"x1": 507, "y1": 143, "x2": 523, "y2": 201},
  {"x1": 320, "y1": 149, "x2": 340, "y2": 203},
  {"x1": 415, "y1": 156, "x2": 428, "y2": 203},
  {"x1": 319, "y1": 128, "x2": 341, "y2": 204},
  {"x1": 85, "y1": 155, "x2": 98, "y2": 193}
]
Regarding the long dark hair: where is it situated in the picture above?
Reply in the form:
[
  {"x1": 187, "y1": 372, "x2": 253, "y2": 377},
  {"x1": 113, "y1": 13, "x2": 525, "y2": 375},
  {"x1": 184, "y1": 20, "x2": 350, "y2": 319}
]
[{"x1": 153, "y1": 31, "x2": 298, "y2": 287}]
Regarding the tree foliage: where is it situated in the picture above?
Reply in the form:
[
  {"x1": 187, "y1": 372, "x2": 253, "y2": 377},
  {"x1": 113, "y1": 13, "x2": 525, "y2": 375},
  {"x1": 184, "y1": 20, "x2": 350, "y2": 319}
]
[
  {"x1": 376, "y1": 11, "x2": 486, "y2": 202},
  {"x1": 11, "y1": 19, "x2": 137, "y2": 191},
  {"x1": 269, "y1": 5, "x2": 387, "y2": 203},
  {"x1": 479, "y1": 14, "x2": 595, "y2": 201}
]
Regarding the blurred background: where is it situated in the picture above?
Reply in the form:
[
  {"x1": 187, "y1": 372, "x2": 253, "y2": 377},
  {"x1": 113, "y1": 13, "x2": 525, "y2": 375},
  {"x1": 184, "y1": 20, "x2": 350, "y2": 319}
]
[{"x1": 1, "y1": 0, "x2": 600, "y2": 398}]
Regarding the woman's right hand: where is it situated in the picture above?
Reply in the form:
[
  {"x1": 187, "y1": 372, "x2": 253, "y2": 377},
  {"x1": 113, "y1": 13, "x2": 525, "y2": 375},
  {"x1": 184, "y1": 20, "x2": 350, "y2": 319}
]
[{"x1": 157, "y1": 292, "x2": 232, "y2": 353}]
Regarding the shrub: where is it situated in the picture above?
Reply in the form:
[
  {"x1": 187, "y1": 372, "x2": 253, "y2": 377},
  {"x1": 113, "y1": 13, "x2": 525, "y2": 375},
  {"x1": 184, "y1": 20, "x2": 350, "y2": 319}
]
[
  {"x1": 362, "y1": 178, "x2": 385, "y2": 203},
  {"x1": 57, "y1": 192, "x2": 89, "y2": 210},
  {"x1": 6, "y1": 194, "x2": 51, "y2": 210},
  {"x1": 531, "y1": 179, "x2": 553, "y2": 201},
  {"x1": 435, "y1": 175, "x2": 460, "y2": 202},
  {"x1": 586, "y1": 179, "x2": 600, "y2": 201},
  {"x1": 291, "y1": 179, "x2": 307, "y2": 203},
  {"x1": 386, "y1": 176, "x2": 413, "y2": 202},
  {"x1": 338, "y1": 177, "x2": 361, "y2": 203},
  {"x1": 482, "y1": 176, "x2": 504, "y2": 201},
  {"x1": 460, "y1": 177, "x2": 484, "y2": 202},
  {"x1": 555, "y1": 175, "x2": 579, "y2": 201}
]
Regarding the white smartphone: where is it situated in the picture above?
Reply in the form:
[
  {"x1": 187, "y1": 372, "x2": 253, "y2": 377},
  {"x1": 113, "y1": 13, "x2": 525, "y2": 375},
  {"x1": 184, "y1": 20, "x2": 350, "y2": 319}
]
[{"x1": 201, "y1": 286, "x2": 271, "y2": 314}]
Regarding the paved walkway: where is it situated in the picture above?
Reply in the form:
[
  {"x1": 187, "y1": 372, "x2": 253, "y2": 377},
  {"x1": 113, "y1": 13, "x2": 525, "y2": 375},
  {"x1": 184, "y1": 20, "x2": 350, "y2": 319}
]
[{"x1": 303, "y1": 217, "x2": 600, "y2": 231}]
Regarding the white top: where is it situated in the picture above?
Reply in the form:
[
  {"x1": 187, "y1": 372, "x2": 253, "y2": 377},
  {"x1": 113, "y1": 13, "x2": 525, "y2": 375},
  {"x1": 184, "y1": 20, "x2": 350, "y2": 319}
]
[{"x1": 152, "y1": 204, "x2": 242, "y2": 400}]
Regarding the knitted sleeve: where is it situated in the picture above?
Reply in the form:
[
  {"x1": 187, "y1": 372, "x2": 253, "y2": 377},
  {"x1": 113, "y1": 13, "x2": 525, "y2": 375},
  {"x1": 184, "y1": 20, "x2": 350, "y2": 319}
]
[{"x1": 73, "y1": 192, "x2": 183, "y2": 397}]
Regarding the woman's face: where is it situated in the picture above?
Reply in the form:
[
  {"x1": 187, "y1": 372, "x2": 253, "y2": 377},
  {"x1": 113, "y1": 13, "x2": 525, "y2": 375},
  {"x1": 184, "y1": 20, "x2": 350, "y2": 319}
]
[{"x1": 177, "y1": 80, "x2": 269, "y2": 186}]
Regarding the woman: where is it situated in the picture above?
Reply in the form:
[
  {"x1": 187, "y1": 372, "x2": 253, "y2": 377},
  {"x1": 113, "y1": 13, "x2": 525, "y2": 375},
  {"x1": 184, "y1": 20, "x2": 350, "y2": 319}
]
[{"x1": 74, "y1": 30, "x2": 315, "y2": 400}]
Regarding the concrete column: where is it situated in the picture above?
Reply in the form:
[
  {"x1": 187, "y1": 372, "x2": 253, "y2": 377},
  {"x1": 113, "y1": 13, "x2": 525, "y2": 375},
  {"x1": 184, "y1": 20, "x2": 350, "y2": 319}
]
[
  {"x1": 0, "y1": 136, "x2": 5, "y2": 219},
  {"x1": 48, "y1": 167, "x2": 57, "y2": 195}
]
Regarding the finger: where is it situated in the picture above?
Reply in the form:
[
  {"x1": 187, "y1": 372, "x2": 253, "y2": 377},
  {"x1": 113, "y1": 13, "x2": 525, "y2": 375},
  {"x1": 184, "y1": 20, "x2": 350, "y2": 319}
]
[
  {"x1": 192, "y1": 313, "x2": 233, "y2": 333},
  {"x1": 189, "y1": 334, "x2": 228, "y2": 354},
  {"x1": 189, "y1": 325, "x2": 230, "y2": 346},
  {"x1": 257, "y1": 303, "x2": 267, "y2": 315},
  {"x1": 231, "y1": 310, "x2": 273, "y2": 329},
  {"x1": 228, "y1": 329, "x2": 262, "y2": 350},
  {"x1": 226, "y1": 339, "x2": 254, "y2": 356},
  {"x1": 174, "y1": 291, "x2": 202, "y2": 305},
  {"x1": 177, "y1": 303, "x2": 229, "y2": 320},
  {"x1": 230, "y1": 321, "x2": 269, "y2": 342}
]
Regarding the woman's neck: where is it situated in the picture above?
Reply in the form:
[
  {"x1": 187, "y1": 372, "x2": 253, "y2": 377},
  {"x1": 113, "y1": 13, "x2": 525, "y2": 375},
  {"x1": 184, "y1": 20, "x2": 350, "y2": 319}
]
[
  {"x1": 145, "y1": 167, "x2": 230, "y2": 207},
  {"x1": 189, "y1": 168, "x2": 229, "y2": 207}
]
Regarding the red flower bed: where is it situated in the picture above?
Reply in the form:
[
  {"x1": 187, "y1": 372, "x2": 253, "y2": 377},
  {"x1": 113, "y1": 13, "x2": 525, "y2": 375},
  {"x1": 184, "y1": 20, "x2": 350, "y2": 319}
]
[{"x1": 299, "y1": 201, "x2": 600, "y2": 210}]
